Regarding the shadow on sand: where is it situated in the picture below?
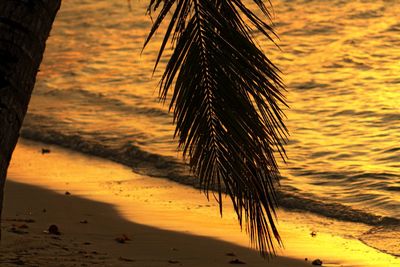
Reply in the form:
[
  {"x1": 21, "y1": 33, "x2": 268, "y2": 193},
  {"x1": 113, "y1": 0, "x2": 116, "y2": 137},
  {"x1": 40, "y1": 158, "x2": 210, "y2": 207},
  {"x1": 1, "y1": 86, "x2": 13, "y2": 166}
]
[{"x1": 1, "y1": 180, "x2": 307, "y2": 266}]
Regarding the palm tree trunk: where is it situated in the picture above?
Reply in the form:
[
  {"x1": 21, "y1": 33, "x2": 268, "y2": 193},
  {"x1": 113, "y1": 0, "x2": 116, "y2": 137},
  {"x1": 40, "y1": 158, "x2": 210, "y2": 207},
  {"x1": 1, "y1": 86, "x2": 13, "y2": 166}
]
[{"x1": 0, "y1": 0, "x2": 61, "y2": 238}]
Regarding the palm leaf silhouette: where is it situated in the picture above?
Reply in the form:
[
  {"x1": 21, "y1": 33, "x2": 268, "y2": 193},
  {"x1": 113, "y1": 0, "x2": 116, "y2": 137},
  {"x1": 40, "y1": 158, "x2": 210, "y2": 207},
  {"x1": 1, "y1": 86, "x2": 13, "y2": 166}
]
[{"x1": 144, "y1": 0, "x2": 287, "y2": 255}]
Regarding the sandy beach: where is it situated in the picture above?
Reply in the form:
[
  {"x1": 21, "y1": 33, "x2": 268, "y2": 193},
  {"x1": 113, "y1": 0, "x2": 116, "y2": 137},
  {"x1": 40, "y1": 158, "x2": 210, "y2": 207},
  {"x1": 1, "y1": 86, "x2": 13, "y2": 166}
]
[
  {"x1": 1, "y1": 140, "x2": 399, "y2": 266},
  {"x1": 1, "y1": 0, "x2": 399, "y2": 266}
]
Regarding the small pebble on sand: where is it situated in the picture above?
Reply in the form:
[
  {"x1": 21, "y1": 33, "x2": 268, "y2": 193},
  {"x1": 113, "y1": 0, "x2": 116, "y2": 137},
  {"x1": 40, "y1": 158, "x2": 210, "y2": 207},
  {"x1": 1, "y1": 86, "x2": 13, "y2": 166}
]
[
  {"x1": 48, "y1": 224, "x2": 61, "y2": 235},
  {"x1": 310, "y1": 231, "x2": 317, "y2": 237},
  {"x1": 229, "y1": 258, "x2": 246, "y2": 264},
  {"x1": 115, "y1": 234, "x2": 130, "y2": 244},
  {"x1": 312, "y1": 259, "x2": 323, "y2": 266},
  {"x1": 41, "y1": 148, "x2": 51, "y2": 154}
]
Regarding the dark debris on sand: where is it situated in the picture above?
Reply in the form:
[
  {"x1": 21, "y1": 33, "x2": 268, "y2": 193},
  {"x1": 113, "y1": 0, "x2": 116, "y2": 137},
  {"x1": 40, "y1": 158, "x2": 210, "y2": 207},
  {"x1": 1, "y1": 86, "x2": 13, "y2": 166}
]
[
  {"x1": 48, "y1": 224, "x2": 61, "y2": 235},
  {"x1": 229, "y1": 258, "x2": 246, "y2": 264},
  {"x1": 115, "y1": 234, "x2": 131, "y2": 244},
  {"x1": 312, "y1": 259, "x2": 323, "y2": 265}
]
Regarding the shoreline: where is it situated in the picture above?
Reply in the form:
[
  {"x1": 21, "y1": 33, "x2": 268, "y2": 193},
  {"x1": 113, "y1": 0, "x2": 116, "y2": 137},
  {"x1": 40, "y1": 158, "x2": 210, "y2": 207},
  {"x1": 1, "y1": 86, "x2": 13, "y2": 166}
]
[
  {"x1": 2, "y1": 139, "x2": 399, "y2": 266},
  {"x1": 21, "y1": 128, "x2": 400, "y2": 229}
]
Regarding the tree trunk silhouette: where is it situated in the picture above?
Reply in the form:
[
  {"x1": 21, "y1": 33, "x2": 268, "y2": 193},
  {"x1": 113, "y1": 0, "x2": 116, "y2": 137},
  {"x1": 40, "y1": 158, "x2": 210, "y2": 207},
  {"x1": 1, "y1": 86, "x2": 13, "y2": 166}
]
[{"x1": 0, "y1": 0, "x2": 61, "y2": 238}]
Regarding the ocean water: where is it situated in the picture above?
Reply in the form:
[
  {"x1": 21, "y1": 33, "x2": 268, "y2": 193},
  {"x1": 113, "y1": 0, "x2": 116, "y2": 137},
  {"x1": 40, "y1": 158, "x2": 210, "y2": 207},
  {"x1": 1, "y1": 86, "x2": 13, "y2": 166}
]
[{"x1": 21, "y1": 0, "x2": 399, "y2": 255}]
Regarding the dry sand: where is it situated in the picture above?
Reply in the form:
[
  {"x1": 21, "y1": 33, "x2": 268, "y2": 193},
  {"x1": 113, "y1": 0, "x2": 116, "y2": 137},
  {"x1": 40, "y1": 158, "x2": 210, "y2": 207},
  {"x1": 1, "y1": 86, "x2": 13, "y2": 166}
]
[
  {"x1": 1, "y1": 139, "x2": 399, "y2": 266},
  {"x1": 1, "y1": 181, "x2": 309, "y2": 267}
]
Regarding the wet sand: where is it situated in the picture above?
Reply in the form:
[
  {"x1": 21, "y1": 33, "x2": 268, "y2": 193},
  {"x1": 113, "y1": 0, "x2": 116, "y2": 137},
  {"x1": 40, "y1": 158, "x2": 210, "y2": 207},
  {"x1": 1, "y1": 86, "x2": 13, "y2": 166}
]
[{"x1": 1, "y1": 139, "x2": 399, "y2": 266}]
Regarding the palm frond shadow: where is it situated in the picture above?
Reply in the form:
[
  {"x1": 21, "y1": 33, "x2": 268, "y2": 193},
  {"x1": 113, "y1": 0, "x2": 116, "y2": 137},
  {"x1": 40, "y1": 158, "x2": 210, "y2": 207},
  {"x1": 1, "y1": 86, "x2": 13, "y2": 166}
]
[{"x1": 144, "y1": 0, "x2": 288, "y2": 256}]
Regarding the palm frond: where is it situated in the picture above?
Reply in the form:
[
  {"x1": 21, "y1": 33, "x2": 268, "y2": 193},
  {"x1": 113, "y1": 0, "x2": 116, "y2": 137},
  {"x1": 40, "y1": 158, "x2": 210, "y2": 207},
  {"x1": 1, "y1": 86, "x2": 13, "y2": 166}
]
[{"x1": 145, "y1": 0, "x2": 287, "y2": 255}]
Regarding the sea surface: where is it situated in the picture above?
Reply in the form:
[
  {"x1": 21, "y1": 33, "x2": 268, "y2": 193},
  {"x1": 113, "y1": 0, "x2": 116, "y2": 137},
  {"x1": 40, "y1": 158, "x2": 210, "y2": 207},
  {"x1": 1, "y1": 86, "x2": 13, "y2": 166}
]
[{"x1": 21, "y1": 0, "x2": 399, "y2": 256}]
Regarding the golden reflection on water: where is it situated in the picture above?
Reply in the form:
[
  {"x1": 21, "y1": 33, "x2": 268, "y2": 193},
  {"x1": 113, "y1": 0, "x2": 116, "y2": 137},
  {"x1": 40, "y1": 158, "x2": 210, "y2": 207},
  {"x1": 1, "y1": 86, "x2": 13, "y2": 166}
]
[{"x1": 261, "y1": 0, "x2": 400, "y2": 217}]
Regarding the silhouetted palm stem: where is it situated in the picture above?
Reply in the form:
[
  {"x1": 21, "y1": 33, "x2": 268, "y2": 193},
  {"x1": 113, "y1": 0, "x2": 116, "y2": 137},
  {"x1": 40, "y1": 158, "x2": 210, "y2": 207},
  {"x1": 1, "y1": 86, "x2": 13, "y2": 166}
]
[{"x1": 144, "y1": 0, "x2": 287, "y2": 255}]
